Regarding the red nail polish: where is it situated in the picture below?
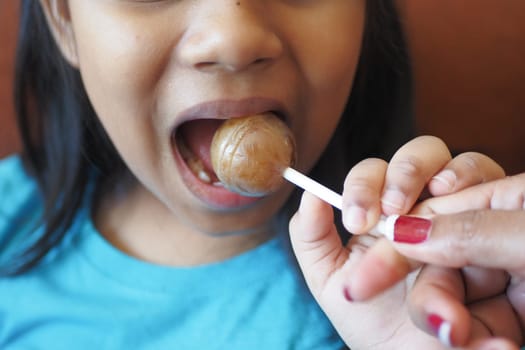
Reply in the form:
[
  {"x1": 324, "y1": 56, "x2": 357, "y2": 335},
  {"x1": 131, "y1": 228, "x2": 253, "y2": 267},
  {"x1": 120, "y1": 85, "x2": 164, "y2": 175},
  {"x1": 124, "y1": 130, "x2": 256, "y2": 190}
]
[
  {"x1": 393, "y1": 215, "x2": 431, "y2": 243},
  {"x1": 427, "y1": 313, "x2": 452, "y2": 346},
  {"x1": 427, "y1": 313, "x2": 444, "y2": 335},
  {"x1": 342, "y1": 286, "x2": 353, "y2": 302}
]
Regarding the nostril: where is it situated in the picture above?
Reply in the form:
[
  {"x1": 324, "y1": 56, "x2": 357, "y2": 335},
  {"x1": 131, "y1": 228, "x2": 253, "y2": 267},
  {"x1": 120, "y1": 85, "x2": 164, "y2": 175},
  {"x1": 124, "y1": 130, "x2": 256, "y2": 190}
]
[
  {"x1": 254, "y1": 58, "x2": 268, "y2": 65},
  {"x1": 194, "y1": 62, "x2": 217, "y2": 71},
  {"x1": 194, "y1": 57, "x2": 273, "y2": 73}
]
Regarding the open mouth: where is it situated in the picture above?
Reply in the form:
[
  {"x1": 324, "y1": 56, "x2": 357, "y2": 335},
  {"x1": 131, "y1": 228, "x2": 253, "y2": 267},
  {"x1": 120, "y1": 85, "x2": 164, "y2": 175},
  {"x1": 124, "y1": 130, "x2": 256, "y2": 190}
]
[
  {"x1": 173, "y1": 119, "x2": 223, "y2": 187},
  {"x1": 172, "y1": 117, "x2": 266, "y2": 209},
  {"x1": 171, "y1": 110, "x2": 290, "y2": 209}
]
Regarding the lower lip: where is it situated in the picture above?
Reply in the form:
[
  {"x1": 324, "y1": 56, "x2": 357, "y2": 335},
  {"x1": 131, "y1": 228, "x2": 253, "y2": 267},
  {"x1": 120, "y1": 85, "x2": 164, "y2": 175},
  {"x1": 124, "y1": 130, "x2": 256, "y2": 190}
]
[{"x1": 172, "y1": 143, "x2": 262, "y2": 210}]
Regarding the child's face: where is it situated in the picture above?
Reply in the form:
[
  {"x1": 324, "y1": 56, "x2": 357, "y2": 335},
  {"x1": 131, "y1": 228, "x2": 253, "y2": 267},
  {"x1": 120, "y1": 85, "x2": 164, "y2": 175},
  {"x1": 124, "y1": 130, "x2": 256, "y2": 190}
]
[{"x1": 49, "y1": 0, "x2": 365, "y2": 235}]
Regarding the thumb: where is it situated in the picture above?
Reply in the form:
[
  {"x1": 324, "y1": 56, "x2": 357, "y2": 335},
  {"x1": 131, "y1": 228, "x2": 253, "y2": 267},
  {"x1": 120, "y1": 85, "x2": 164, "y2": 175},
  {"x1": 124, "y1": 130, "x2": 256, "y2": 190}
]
[
  {"x1": 289, "y1": 191, "x2": 348, "y2": 293},
  {"x1": 393, "y1": 210, "x2": 525, "y2": 272}
]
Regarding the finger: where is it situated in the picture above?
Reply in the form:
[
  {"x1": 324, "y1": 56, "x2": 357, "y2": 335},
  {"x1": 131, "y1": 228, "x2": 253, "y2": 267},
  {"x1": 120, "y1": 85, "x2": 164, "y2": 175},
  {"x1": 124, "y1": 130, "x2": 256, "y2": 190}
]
[
  {"x1": 409, "y1": 267, "x2": 520, "y2": 347},
  {"x1": 461, "y1": 266, "x2": 509, "y2": 303},
  {"x1": 346, "y1": 238, "x2": 413, "y2": 301},
  {"x1": 408, "y1": 265, "x2": 470, "y2": 347},
  {"x1": 488, "y1": 173, "x2": 525, "y2": 210},
  {"x1": 413, "y1": 173, "x2": 525, "y2": 216},
  {"x1": 289, "y1": 191, "x2": 348, "y2": 294},
  {"x1": 392, "y1": 210, "x2": 525, "y2": 272},
  {"x1": 467, "y1": 296, "x2": 522, "y2": 346},
  {"x1": 381, "y1": 135, "x2": 451, "y2": 215},
  {"x1": 410, "y1": 265, "x2": 510, "y2": 345},
  {"x1": 409, "y1": 266, "x2": 521, "y2": 346},
  {"x1": 342, "y1": 158, "x2": 387, "y2": 234},
  {"x1": 428, "y1": 152, "x2": 505, "y2": 197},
  {"x1": 506, "y1": 281, "x2": 525, "y2": 342}
]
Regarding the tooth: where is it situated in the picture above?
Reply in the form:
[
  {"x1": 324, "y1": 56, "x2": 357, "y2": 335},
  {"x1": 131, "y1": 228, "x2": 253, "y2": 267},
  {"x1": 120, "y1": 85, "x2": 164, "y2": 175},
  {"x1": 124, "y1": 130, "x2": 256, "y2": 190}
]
[
  {"x1": 176, "y1": 134, "x2": 217, "y2": 184},
  {"x1": 198, "y1": 170, "x2": 212, "y2": 183},
  {"x1": 186, "y1": 154, "x2": 214, "y2": 184}
]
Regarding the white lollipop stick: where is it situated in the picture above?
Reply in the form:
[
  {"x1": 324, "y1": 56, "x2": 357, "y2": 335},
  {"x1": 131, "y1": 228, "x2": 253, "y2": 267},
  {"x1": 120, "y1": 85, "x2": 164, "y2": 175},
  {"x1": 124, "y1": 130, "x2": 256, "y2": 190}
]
[
  {"x1": 283, "y1": 167, "x2": 395, "y2": 237},
  {"x1": 283, "y1": 167, "x2": 343, "y2": 210}
]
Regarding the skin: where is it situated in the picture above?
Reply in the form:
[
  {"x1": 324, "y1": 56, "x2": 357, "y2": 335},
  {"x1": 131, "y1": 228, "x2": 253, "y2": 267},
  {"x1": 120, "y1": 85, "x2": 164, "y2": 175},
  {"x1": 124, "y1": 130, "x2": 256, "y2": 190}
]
[
  {"x1": 367, "y1": 174, "x2": 525, "y2": 349},
  {"x1": 40, "y1": 0, "x2": 365, "y2": 266},
  {"x1": 289, "y1": 137, "x2": 506, "y2": 348}
]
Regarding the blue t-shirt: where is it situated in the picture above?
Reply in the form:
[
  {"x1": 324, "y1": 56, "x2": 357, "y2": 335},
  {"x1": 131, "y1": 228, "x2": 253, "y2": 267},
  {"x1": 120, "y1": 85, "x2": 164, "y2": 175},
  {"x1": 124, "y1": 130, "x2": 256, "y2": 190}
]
[{"x1": 0, "y1": 156, "x2": 344, "y2": 349}]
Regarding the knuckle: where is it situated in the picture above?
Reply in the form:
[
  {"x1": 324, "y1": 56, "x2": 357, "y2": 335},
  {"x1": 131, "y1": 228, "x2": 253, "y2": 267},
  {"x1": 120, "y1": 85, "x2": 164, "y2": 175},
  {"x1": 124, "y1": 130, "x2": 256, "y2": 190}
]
[
  {"x1": 453, "y1": 152, "x2": 485, "y2": 185},
  {"x1": 456, "y1": 152, "x2": 505, "y2": 183},
  {"x1": 344, "y1": 159, "x2": 385, "y2": 195},
  {"x1": 444, "y1": 211, "x2": 485, "y2": 264},
  {"x1": 491, "y1": 175, "x2": 525, "y2": 209},
  {"x1": 459, "y1": 152, "x2": 483, "y2": 173},
  {"x1": 389, "y1": 156, "x2": 424, "y2": 179},
  {"x1": 344, "y1": 178, "x2": 376, "y2": 197}
]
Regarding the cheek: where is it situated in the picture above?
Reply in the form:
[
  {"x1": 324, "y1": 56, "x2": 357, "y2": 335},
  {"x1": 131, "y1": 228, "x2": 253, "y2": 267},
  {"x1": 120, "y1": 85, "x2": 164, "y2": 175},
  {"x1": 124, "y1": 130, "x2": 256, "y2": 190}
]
[
  {"x1": 293, "y1": 4, "x2": 365, "y2": 170},
  {"x1": 74, "y1": 28, "x2": 163, "y2": 121},
  {"x1": 78, "y1": 38, "x2": 160, "y2": 175},
  {"x1": 294, "y1": 1, "x2": 365, "y2": 91},
  {"x1": 69, "y1": 9, "x2": 177, "y2": 174}
]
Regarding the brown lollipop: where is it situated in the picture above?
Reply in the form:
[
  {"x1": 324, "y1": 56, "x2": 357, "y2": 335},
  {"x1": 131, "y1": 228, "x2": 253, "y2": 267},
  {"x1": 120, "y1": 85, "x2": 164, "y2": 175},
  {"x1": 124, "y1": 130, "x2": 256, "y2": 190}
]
[{"x1": 210, "y1": 113, "x2": 296, "y2": 197}]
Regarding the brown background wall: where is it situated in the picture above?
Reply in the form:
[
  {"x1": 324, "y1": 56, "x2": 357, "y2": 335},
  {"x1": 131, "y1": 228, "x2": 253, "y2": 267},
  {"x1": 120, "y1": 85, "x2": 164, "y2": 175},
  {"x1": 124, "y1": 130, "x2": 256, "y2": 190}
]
[
  {"x1": 0, "y1": 1, "x2": 20, "y2": 156},
  {"x1": 400, "y1": 0, "x2": 525, "y2": 174},
  {"x1": 1, "y1": 1, "x2": 525, "y2": 174}
]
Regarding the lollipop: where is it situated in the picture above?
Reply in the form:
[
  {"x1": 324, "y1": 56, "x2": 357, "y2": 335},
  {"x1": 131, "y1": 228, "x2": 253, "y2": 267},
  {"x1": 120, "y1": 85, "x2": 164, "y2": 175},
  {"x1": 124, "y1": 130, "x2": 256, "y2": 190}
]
[{"x1": 210, "y1": 113, "x2": 296, "y2": 197}]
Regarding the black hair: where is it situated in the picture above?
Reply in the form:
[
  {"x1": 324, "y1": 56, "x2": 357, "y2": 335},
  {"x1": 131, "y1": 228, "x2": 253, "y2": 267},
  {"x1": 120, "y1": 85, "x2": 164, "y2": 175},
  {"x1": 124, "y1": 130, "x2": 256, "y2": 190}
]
[
  {"x1": 3, "y1": 0, "x2": 126, "y2": 275},
  {"x1": 3, "y1": 0, "x2": 412, "y2": 275}
]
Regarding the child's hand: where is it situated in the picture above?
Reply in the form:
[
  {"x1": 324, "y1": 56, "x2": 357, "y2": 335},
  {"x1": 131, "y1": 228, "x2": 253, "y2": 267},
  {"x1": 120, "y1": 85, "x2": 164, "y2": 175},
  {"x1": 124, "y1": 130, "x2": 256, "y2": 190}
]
[{"x1": 288, "y1": 136, "x2": 505, "y2": 349}]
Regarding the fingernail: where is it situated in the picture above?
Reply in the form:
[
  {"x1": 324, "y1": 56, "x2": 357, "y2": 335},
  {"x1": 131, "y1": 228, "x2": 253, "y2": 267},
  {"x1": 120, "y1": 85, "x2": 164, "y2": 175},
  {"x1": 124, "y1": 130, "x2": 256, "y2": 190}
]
[
  {"x1": 431, "y1": 169, "x2": 457, "y2": 191},
  {"x1": 344, "y1": 206, "x2": 367, "y2": 233},
  {"x1": 392, "y1": 215, "x2": 431, "y2": 243},
  {"x1": 342, "y1": 285, "x2": 353, "y2": 302},
  {"x1": 381, "y1": 189, "x2": 406, "y2": 211},
  {"x1": 427, "y1": 313, "x2": 452, "y2": 347}
]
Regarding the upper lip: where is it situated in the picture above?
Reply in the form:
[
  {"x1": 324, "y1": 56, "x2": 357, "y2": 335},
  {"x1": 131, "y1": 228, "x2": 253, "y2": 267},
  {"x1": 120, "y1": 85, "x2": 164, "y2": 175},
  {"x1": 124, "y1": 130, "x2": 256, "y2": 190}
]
[{"x1": 174, "y1": 97, "x2": 290, "y2": 127}]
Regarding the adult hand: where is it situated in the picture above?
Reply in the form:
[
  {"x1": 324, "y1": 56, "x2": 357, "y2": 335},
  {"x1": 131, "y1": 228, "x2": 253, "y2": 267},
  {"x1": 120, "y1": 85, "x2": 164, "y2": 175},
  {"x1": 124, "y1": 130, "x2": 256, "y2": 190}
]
[
  {"x1": 288, "y1": 136, "x2": 505, "y2": 348},
  {"x1": 391, "y1": 174, "x2": 525, "y2": 349}
]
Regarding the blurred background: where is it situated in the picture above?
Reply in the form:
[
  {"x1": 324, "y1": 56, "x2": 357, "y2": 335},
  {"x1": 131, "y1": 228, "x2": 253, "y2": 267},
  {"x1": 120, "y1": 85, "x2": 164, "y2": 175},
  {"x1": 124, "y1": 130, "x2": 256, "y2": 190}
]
[
  {"x1": 400, "y1": 0, "x2": 525, "y2": 175},
  {"x1": 1, "y1": 1, "x2": 525, "y2": 174},
  {"x1": 0, "y1": 1, "x2": 19, "y2": 157}
]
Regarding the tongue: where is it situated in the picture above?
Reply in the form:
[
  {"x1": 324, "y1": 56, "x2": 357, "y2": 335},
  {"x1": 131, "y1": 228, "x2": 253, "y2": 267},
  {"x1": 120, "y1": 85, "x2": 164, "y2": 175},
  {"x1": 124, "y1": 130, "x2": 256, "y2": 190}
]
[{"x1": 178, "y1": 119, "x2": 223, "y2": 173}]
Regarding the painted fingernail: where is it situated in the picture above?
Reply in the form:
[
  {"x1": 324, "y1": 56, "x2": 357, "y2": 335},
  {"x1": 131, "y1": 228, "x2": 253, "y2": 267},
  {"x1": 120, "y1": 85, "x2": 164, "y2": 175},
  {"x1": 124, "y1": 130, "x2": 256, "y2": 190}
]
[
  {"x1": 381, "y1": 189, "x2": 406, "y2": 211},
  {"x1": 344, "y1": 206, "x2": 367, "y2": 233},
  {"x1": 427, "y1": 313, "x2": 452, "y2": 347},
  {"x1": 382, "y1": 215, "x2": 431, "y2": 243},
  {"x1": 342, "y1": 285, "x2": 353, "y2": 302}
]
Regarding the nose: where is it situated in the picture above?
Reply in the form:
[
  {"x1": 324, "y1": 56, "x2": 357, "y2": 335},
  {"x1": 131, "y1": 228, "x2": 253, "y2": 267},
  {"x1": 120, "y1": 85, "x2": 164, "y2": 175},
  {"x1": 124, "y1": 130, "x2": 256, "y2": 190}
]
[{"x1": 177, "y1": 4, "x2": 283, "y2": 72}]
